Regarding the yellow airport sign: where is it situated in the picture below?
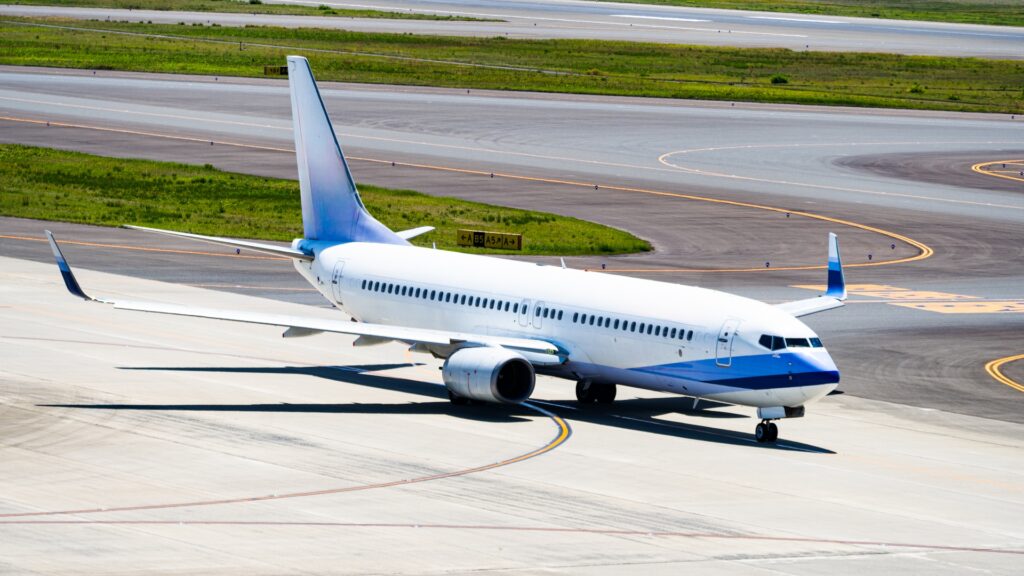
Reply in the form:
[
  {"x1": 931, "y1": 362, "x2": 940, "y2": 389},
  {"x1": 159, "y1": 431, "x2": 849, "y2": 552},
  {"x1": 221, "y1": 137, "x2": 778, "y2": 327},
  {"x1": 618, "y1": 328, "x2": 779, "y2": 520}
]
[{"x1": 457, "y1": 229, "x2": 523, "y2": 251}]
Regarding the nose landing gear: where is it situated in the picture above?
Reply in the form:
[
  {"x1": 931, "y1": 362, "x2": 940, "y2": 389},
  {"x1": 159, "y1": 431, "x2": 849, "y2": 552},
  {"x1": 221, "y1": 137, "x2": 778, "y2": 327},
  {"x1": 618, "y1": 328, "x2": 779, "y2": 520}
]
[{"x1": 754, "y1": 420, "x2": 779, "y2": 443}]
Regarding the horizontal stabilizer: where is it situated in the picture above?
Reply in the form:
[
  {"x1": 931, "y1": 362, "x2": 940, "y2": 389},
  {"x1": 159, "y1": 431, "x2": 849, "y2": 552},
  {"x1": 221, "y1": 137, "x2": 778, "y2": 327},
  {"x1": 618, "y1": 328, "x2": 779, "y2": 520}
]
[
  {"x1": 123, "y1": 225, "x2": 313, "y2": 261},
  {"x1": 396, "y1": 226, "x2": 435, "y2": 240}
]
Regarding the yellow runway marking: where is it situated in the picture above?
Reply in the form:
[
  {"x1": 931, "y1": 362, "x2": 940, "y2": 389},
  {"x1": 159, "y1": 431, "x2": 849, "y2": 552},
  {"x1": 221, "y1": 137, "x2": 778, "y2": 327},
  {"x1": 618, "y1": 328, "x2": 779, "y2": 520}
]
[
  {"x1": 793, "y1": 284, "x2": 1023, "y2": 314},
  {"x1": 891, "y1": 301, "x2": 1024, "y2": 314},
  {"x1": 793, "y1": 284, "x2": 978, "y2": 301},
  {"x1": 986, "y1": 354, "x2": 1024, "y2": 394},
  {"x1": 972, "y1": 159, "x2": 1024, "y2": 184},
  {"x1": 0, "y1": 114, "x2": 934, "y2": 272}
]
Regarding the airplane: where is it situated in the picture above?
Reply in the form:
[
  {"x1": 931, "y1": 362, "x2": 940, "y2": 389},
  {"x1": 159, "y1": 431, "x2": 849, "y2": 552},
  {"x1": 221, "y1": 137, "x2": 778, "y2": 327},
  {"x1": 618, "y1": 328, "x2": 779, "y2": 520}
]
[{"x1": 47, "y1": 55, "x2": 847, "y2": 444}]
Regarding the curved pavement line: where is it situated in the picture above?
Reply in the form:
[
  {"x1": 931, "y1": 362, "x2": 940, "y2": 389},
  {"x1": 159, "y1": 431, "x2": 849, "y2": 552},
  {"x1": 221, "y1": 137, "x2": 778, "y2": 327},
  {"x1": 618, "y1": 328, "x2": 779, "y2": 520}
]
[
  {"x1": 659, "y1": 149, "x2": 1024, "y2": 212},
  {"x1": 0, "y1": 114, "x2": 933, "y2": 271},
  {"x1": 972, "y1": 159, "x2": 1024, "y2": 184},
  {"x1": 1, "y1": 520, "x2": 1021, "y2": 556},
  {"x1": 985, "y1": 354, "x2": 1024, "y2": 394},
  {"x1": 0, "y1": 403, "x2": 570, "y2": 518}
]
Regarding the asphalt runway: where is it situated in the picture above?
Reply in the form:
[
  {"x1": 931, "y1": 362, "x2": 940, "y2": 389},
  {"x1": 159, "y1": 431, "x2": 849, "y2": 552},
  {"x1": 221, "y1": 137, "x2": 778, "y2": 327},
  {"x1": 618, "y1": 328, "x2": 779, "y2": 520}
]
[
  {"x1": 1, "y1": 67, "x2": 1023, "y2": 572},
  {"x1": 3, "y1": 0, "x2": 1023, "y2": 58}
]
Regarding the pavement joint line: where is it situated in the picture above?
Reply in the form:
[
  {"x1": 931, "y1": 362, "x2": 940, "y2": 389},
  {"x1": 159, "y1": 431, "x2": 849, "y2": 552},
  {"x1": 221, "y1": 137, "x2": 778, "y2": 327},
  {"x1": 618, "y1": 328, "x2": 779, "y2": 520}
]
[
  {"x1": 1, "y1": 520, "x2": 1022, "y2": 556},
  {"x1": 971, "y1": 159, "x2": 1024, "y2": 184},
  {"x1": 985, "y1": 354, "x2": 1024, "y2": 394},
  {"x1": 0, "y1": 114, "x2": 934, "y2": 271},
  {"x1": 0, "y1": 400, "x2": 571, "y2": 519}
]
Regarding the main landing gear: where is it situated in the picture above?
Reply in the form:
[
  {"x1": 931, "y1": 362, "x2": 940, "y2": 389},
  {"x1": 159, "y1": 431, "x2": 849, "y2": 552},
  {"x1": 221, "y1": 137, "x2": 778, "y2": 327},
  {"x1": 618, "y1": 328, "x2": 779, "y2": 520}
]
[
  {"x1": 575, "y1": 380, "x2": 616, "y2": 404},
  {"x1": 754, "y1": 420, "x2": 779, "y2": 443}
]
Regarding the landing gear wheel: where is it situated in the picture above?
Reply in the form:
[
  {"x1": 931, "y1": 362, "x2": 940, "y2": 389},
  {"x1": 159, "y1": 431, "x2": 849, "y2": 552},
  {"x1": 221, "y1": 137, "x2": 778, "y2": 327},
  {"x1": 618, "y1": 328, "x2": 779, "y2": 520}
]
[
  {"x1": 575, "y1": 380, "x2": 597, "y2": 404},
  {"x1": 755, "y1": 421, "x2": 778, "y2": 443},
  {"x1": 595, "y1": 383, "x2": 617, "y2": 404},
  {"x1": 448, "y1": 390, "x2": 471, "y2": 406},
  {"x1": 576, "y1": 381, "x2": 616, "y2": 404}
]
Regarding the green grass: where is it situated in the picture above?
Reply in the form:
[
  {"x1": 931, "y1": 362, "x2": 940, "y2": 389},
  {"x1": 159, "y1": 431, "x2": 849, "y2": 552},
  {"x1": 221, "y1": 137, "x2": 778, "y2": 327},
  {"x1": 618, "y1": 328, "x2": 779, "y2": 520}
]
[
  {"x1": 0, "y1": 145, "x2": 651, "y2": 256},
  {"x1": 2, "y1": 17, "x2": 1022, "y2": 113},
  {"x1": 0, "y1": 0, "x2": 499, "y2": 21},
  {"x1": 595, "y1": 0, "x2": 1024, "y2": 27}
]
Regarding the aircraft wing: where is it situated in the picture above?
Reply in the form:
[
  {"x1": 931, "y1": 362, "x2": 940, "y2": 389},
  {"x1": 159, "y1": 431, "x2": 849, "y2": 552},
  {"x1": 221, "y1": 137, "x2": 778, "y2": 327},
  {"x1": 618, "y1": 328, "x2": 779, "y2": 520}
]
[
  {"x1": 46, "y1": 231, "x2": 564, "y2": 365},
  {"x1": 777, "y1": 232, "x2": 847, "y2": 318}
]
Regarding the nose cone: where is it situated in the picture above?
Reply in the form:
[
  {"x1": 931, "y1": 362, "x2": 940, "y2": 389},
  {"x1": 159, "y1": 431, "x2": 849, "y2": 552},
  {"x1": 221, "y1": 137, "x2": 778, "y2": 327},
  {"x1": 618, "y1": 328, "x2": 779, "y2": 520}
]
[{"x1": 796, "y1": 348, "x2": 840, "y2": 403}]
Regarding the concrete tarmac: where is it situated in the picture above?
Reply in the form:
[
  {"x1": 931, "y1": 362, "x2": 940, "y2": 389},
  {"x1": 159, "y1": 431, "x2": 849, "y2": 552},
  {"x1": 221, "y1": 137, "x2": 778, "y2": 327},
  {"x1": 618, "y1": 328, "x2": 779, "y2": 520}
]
[
  {"x1": 0, "y1": 67, "x2": 1023, "y2": 572},
  {"x1": 1, "y1": 256, "x2": 1022, "y2": 574},
  {"x1": 3, "y1": 0, "x2": 1023, "y2": 59}
]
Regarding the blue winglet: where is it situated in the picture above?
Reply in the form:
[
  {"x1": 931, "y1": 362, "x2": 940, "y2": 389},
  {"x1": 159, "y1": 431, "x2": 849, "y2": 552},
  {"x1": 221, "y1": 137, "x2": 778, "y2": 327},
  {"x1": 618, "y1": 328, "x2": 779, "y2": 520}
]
[
  {"x1": 825, "y1": 232, "x2": 847, "y2": 300},
  {"x1": 45, "y1": 231, "x2": 92, "y2": 301}
]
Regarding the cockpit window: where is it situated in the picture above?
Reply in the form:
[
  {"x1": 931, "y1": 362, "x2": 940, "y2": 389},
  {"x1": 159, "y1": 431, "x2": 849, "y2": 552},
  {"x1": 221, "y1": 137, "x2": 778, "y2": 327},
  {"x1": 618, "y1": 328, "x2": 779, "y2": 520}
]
[
  {"x1": 759, "y1": 334, "x2": 786, "y2": 351},
  {"x1": 785, "y1": 337, "x2": 811, "y2": 348},
  {"x1": 810, "y1": 337, "x2": 823, "y2": 348}
]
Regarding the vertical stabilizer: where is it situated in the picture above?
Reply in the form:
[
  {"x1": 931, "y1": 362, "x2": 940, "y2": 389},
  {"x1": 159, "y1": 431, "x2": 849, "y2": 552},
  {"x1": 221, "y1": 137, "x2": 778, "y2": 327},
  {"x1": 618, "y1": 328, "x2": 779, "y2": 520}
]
[{"x1": 287, "y1": 56, "x2": 405, "y2": 244}]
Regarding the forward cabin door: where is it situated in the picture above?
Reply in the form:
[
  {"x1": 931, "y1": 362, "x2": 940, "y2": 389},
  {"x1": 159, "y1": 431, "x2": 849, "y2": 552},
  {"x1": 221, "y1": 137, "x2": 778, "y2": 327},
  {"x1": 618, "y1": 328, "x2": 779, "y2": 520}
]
[
  {"x1": 716, "y1": 318, "x2": 741, "y2": 367},
  {"x1": 331, "y1": 261, "x2": 346, "y2": 304}
]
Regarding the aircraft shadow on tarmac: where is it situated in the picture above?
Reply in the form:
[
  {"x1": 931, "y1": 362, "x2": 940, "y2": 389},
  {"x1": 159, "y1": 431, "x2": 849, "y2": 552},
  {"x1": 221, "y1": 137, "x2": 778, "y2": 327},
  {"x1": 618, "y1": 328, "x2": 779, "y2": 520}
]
[{"x1": 43, "y1": 364, "x2": 835, "y2": 453}]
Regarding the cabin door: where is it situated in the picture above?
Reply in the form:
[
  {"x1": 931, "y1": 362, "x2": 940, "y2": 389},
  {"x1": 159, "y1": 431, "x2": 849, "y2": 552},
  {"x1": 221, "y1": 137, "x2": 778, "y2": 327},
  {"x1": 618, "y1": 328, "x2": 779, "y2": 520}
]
[
  {"x1": 715, "y1": 318, "x2": 741, "y2": 367},
  {"x1": 331, "y1": 261, "x2": 346, "y2": 304},
  {"x1": 518, "y1": 299, "x2": 531, "y2": 327}
]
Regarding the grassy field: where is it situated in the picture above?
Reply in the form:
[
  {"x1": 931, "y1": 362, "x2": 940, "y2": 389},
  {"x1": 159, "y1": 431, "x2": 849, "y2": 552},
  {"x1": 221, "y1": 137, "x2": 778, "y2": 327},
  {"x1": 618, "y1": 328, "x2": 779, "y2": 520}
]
[
  {"x1": 0, "y1": 145, "x2": 651, "y2": 256},
  {"x1": 0, "y1": 0, "x2": 499, "y2": 20},
  {"x1": 1, "y1": 18, "x2": 1021, "y2": 113},
  {"x1": 599, "y1": 0, "x2": 1024, "y2": 27}
]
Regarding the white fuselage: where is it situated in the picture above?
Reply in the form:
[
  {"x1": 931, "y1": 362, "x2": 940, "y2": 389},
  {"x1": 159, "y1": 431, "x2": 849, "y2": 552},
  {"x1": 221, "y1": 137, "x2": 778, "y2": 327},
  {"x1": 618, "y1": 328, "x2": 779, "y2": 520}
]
[{"x1": 295, "y1": 242, "x2": 839, "y2": 408}]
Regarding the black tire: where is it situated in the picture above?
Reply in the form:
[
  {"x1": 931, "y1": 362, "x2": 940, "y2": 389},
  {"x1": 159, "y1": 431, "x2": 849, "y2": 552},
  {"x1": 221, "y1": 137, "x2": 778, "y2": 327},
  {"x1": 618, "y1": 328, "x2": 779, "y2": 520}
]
[
  {"x1": 768, "y1": 422, "x2": 779, "y2": 442},
  {"x1": 755, "y1": 423, "x2": 769, "y2": 443},
  {"x1": 595, "y1": 383, "x2": 617, "y2": 404},
  {"x1": 448, "y1": 390, "x2": 471, "y2": 406},
  {"x1": 575, "y1": 380, "x2": 597, "y2": 404}
]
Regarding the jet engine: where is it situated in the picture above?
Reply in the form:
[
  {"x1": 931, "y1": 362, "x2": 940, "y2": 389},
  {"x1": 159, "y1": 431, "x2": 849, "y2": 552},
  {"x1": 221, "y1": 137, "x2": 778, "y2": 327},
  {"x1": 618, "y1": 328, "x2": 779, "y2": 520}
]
[{"x1": 442, "y1": 347, "x2": 535, "y2": 404}]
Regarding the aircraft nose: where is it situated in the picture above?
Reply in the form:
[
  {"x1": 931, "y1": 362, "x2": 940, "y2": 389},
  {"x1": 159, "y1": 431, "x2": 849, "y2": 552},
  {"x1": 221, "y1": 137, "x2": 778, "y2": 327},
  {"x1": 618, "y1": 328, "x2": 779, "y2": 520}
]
[{"x1": 794, "y1": 348, "x2": 840, "y2": 402}]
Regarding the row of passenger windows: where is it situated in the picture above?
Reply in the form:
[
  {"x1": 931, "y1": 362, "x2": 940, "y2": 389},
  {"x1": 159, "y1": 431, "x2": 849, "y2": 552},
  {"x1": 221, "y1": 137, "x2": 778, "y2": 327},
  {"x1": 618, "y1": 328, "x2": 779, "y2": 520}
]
[
  {"x1": 759, "y1": 334, "x2": 824, "y2": 350},
  {"x1": 361, "y1": 278, "x2": 692, "y2": 342},
  {"x1": 572, "y1": 311, "x2": 695, "y2": 341},
  {"x1": 361, "y1": 279, "x2": 523, "y2": 313}
]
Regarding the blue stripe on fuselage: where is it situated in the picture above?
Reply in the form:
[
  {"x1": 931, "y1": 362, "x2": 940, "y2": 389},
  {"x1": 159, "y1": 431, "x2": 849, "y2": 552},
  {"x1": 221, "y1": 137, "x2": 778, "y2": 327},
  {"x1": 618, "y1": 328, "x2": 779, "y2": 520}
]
[{"x1": 631, "y1": 352, "x2": 839, "y2": 391}]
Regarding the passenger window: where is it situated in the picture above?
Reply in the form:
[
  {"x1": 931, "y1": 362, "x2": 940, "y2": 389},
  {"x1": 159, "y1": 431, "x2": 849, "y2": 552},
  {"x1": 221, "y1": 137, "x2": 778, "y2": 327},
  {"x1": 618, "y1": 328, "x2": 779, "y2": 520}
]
[
  {"x1": 573, "y1": 312, "x2": 579, "y2": 323},
  {"x1": 647, "y1": 325, "x2": 653, "y2": 335},
  {"x1": 687, "y1": 330, "x2": 693, "y2": 341},
  {"x1": 639, "y1": 323, "x2": 645, "y2": 333},
  {"x1": 655, "y1": 326, "x2": 661, "y2": 337},
  {"x1": 475, "y1": 297, "x2": 481, "y2": 307},
  {"x1": 614, "y1": 319, "x2": 620, "y2": 329},
  {"x1": 589, "y1": 316, "x2": 596, "y2": 326},
  {"x1": 581, "y1": 314, "x2": 587, "y2": 324},
  {"x1": 556, "y1": 310, "x2": 562, "y2": 320},
  {"x1": 630, "y1": 321, "x2": 637, "y2": 332},
  {"x1": 513, "y1": 302, "x2": 518, "y2": 313}
]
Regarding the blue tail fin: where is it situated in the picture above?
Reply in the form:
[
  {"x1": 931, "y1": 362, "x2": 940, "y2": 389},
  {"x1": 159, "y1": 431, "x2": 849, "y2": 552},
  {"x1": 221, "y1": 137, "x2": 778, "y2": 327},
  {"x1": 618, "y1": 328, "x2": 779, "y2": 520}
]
[{"x1": 287, "y1": 56, "x2": 405, "y2": 245}]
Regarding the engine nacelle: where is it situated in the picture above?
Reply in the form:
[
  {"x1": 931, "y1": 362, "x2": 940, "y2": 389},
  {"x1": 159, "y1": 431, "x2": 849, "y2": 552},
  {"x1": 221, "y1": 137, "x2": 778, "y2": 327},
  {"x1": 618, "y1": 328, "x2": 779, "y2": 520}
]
[{"x1": 442, "y1": 347, "x2": 535, "y2": 404}]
